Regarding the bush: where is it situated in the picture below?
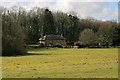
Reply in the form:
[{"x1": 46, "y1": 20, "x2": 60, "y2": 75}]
[
  {"x1": 55, "y1": 44, "x2": 63, "y2": 48},
  {"x1": 66, "y1": 42, "x2": 74, "y2": 46},
  {"x1": 39, "y1": 43, "x2": 45, "y2": 48},
  {"x1": 2, "y1": 35, "x2": 26, "y2": 56}
]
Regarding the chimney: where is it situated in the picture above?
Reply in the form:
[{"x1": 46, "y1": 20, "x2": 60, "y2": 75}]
[{"x1": 61, "y1": 34, "x2": 63, "y2": 37}]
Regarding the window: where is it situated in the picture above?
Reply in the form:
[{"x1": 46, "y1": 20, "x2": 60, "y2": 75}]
[{"x1": 57, "y1": 40, "x2": 59, "y2": 41}]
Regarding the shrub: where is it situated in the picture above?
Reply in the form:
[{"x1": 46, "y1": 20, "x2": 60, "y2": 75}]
[
  {"x1": 55, "y1": 44, "x2": 63, "y2": 48},
  {"x1": 2, "y1": 34, "x2": 26, "y2": 56},
  {"x1": 39, "y1": 43, "x2": 45, "y2": 48}
]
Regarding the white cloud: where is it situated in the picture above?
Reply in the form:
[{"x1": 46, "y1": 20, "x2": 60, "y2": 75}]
[
  {"x1": 1, "y1": 0, "x2": 118, "y2": 21},
  {"x1": 53, "y1": 2, "x2": 118, "y2": 18},
  {"x1": 1, "y1": 2, "x2": 17, "y2": 7},
  {"x1": 1, "y1": 0, "x2": 119, "y2": 2},
  {"x1": 112, "y1": 8, "x2": 118, "y2": 17}
]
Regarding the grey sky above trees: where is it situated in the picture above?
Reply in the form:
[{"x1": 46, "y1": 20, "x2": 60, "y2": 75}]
[{"x1": 1, "y1": 0, "x2": 118, "y2": 21}]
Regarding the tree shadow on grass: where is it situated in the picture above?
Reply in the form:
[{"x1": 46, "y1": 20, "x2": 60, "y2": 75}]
[
  {"x1": 3, "y1": 53, "x2": 54, "y2": 57},
  {"x1": 25, "y1": 53, "x2": 53, "y2": 56}
]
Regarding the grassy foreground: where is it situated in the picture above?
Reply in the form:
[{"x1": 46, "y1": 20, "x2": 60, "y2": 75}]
[{"x1": 2, "y1": 48, "x2": 118, "y2": 78}]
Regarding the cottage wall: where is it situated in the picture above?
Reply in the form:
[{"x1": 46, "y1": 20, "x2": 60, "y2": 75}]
[{"x1": 45, "y1": 40, "x2": 65, "y2": 46}]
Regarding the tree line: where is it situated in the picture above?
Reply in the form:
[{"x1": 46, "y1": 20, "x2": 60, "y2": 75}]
[{"x1": 1, "y1": 7, "x2": 120, "y2": 56}]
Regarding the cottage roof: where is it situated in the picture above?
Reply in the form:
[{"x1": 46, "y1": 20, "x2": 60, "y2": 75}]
[{"x1": 39, "y1": 35, "x2": 65, "y2": 40}]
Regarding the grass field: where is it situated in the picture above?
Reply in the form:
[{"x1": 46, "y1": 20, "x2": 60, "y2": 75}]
[{"x1": 2, "y1": 48, "x2": 118, "y2": 78}]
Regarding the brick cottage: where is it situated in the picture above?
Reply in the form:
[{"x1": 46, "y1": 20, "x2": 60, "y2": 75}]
[{"x1": 39, "y1": 35, "x2": 66, "y2": 47}]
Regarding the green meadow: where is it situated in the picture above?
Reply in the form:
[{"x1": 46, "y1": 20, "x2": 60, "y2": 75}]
[{"x1": 2, "y1": 48, "x2": 118, "y2": 78}]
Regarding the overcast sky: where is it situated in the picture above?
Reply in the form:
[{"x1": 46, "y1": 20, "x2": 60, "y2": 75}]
[{"x1": 1, "y1": 0, "x2": 119, "y2": 21}]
